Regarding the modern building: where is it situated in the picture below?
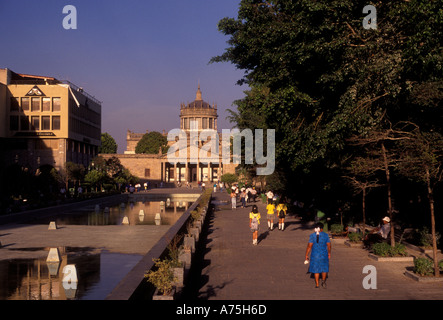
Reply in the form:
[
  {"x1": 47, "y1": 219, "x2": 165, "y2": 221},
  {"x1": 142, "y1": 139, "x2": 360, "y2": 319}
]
[
  {"x1": 102, "y1": 84, "x2": 236, "y2": 184},
  {"x1": 0, "y1": 68, "x2": 101, "y2": 172}
]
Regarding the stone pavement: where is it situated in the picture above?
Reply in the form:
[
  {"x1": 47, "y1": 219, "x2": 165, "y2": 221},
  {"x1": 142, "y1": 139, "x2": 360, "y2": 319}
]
[{"x1": 193, "y1": 191, "x2": 443, "y2": 300}]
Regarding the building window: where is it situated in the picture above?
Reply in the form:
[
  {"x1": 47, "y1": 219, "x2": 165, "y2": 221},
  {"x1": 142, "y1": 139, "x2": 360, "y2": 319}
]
[
  {"x1": 31, "y1": 97, "x2": 40, "y2": 112},
  {"x1": 202, "y1": 117, "x2": 208, "y2": 129},
  {"x1": 11, "y1": 97, "x2": 19, "y2": 111},
  {"x1": 145, "y1": 169, "x2": 151, "y2": 178},
  {"x1": 53, "y1": 97, "x2": 61, "y2": 111},
  {"x1": 10, "y1": 116, "x2": 19, "y2": 131},
  {"x1": 20, "y1": 116, "x2": 30, "y2": 131},
  {"x1": 42, "y1": 116, "x2": 50, "y2": 130},
  {"x1": 31, "y1": 116, "x2": 40, "y2": 130},
  {"x1": 52, "y1": 116, "x2": 60, "y2": 130},
  {"x1": 21, "y1": 97, "x2": 30, "y2": 111},
  {"x1": 42, "y1": 97, "x2": 51, "y2": 112},
  {"x1": 209, "y1": 118, "x2": 213, "y2": 129},
  {"x1": 184, "y1": 118, "x2": 189, "y2": 130}
]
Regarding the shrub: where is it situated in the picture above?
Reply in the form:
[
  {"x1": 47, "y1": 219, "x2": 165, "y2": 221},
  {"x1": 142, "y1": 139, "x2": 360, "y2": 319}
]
[
  {"x1": 348, "y1": 232, "x2": 363, "y2": 243},
  {"x1": 330, "y1": 224, "x2": 344, "y2": 234},
  {"x1": 145, "y1": 259, "x2": 177, "y2": 295},
  {"x1": 372, "y1": 242, "x2": 407, "y2": 257},
  {"x1": 414, "y1": 258, "x2": 434, "y2": 276},
  {"x1": 419, "y1": 227, "x2": 441, "y2": 248}
]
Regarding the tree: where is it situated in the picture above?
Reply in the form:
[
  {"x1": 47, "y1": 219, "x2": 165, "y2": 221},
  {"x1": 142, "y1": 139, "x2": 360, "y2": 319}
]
[
  {"x1": 135, "y1": 131, "x2": 169, "y2": 154},
  {"x1": 396, "y1": 124, "x2": 443, "y2": 277},
  {"x1": 221, "y1": 173, "x2": 238, "y2": 189},
  {"x1": 99, "y1": 133, "x2": 118, "y2": 154},
  {"x1": 212, "y1": 0, "x2": 443, "y2": 195}
]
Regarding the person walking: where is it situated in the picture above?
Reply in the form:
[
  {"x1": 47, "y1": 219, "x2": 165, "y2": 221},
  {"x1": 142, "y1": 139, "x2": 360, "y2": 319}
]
[
  {"x1": 266, "y1": 200, "x2": 276, "y2": 230},
  {"x1": 249, "y1": 205, "x2": 261, "y2": 245},
  {"x1": 276, "y1": 200, "x2": 288, "y2": 231},
  {"x1": 230, "y1": 190, "x2": 237, "y2": 209},
  {"x1": 240, "y1": 190, "x2": 247, "y2": 208},
  {"x1": 305, "y1": 222, "x2": 331, "y2": 288}
]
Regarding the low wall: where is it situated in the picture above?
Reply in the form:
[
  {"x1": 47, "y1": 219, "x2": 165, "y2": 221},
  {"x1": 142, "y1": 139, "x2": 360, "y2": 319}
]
[{"x1": 106, "y1": 192, "x2": 206, "y2": 300}]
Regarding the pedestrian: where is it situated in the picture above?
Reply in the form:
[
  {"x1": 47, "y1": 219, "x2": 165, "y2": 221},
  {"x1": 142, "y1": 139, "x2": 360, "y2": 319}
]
[
  {"x1": 305, "y1": 222, "x2": 331, "y2": 288},
  {"x1": 276, "y1": 200, "x2": 288, "y2": 231},
  {"x1": 240, "y1": 190, "x2": 246, "y2": 208},
  {"x1": 266, "y1": 200, "x2": 276, "y2": 230},
  {"x1": 249, "y1": 205, "x2": 261, "y2": 245},
  {"x1": 213, "y1": 183, "x2": 217, "y2": 193},
  {"x1": 230, "y1": 190, "x2": 237, "y2": 209}
]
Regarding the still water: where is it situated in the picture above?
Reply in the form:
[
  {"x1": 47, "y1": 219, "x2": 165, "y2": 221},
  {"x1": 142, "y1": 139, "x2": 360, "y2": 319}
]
[{"x1": 0, "y1": 199, "x2": 193, "y2": 300}]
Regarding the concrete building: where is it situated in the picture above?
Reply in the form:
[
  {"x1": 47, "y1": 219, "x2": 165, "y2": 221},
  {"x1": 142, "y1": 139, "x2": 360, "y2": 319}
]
[
  {"x1": 102, "y1": 85, "x2": 236, "y2": 185},
  {"x1": 0, "y1": 68, "x2": 101, "y2": 172}
]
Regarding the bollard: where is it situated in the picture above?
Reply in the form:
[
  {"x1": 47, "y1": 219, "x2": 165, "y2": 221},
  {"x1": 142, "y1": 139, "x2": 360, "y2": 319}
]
[
  {"x1": 46, "y1": 248, "x2": 60, "y2": 262},
  {"x1": 122, "y1": 216, "x2": 129, "y2": 225},
  {"x1": 139, "y1": 210, "x2": 145, "y2": 216},
  {"x1": 48, "y1": 221, "x2": 57, "y2": 230}
]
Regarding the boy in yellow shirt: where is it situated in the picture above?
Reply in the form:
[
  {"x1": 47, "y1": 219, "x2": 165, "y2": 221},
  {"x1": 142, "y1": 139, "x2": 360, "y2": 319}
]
[
  {"x1": 266, "y1": 200, "x2": 276, "y2": 230},
  {"x1": 249, "y1": 205, "x2": 261, "y2": 245},
  {"x1": 276, "y1": 202, "x2": 288, "y2": 231}
]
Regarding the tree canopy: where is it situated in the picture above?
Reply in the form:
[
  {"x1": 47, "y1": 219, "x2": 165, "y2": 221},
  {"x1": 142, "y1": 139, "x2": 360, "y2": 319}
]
[
  {"x1": 99, "y1": 132, "x2": 118, "y2": 154},
  {"x1": 135, "y1": 131, "x2": 169, "y2": 154}
]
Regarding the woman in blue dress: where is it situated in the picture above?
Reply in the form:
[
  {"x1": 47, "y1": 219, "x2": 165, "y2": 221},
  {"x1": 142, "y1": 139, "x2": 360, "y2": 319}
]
[{"x1": 305, "y1": 223, "x2": 331, "y2": 288}]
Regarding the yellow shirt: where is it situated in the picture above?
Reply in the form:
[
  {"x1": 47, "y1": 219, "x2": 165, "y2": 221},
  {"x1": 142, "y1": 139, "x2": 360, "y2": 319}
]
[
  {"x1": 266, "y1": 204, "x2": 275, "y2": 214},
  {"x1": 249, "y1": 212, "x2": 261, "y2": 224},
  {"x1": 276, "y1": 203, "x2": 287, "y2": 215}
]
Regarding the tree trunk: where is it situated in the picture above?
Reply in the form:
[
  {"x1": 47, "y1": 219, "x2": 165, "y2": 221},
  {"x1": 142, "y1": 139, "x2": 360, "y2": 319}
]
[
  {"x1": 362, "y1": 188, "x2": 366, "y2": 237},
  {"x1": 381, "y1": 143, "x2": 395, "y2": 247},
  {"x1": 426, "y1": 168, "x2": 439, "y2": 277}
]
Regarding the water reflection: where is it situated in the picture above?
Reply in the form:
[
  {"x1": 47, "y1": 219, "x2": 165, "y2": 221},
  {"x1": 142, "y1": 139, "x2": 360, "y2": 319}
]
[
  {"x1": 27, "y1": 200, "x2": 192, "y2": 226},
  {"x1": 0, "y1": 247, "x2": 142, "y2": 300}
]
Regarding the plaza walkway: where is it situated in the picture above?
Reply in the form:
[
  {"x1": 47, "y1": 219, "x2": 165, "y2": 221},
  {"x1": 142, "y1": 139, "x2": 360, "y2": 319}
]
[{"x1": 192, "y1": 190, "x2": 443, "y2": 300}]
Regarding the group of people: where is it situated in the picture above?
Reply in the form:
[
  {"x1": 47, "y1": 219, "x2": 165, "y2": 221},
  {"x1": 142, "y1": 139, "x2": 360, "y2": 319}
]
[{"x1": 230, "y1": 185, "x2": 258, "y2": 209}]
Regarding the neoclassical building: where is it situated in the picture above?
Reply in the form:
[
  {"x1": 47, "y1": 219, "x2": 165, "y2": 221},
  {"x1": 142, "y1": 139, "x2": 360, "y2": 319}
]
[{"x1": 102, "y1": 85, "x2": 236, "y2": 184}]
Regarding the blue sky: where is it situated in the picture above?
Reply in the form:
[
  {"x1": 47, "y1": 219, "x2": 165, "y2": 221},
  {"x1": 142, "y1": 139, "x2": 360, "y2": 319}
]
[{"x1": 0, "y1": 0, "x2": 246, "y2": 152}]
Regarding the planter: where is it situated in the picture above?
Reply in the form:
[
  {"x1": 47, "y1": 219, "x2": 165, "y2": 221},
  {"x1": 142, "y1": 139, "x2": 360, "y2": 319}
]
[
  {"x1": 184, "y1": 235, "x2": 195, "y2": 253},
  {"x1": 193, "y1": 220, "x2": 202, "y2": 233},
  {"x1": 368, "y1": 253, "x2": 414, "y2": 262},
  {"x1": 152, "y1": 287, "x2": 176, "y2": 300},
  {"x1": 402, "y1": 241, "x2": 441, "y2": 255},
  {"x1": 190, "y1": 228, "x2": 199, "y2": 242},
  {"x1": 404, "y1": 268, "x2": 443, "y2": 282},
  {"x1": 345, "y1": 240, "x2": 364, "y2": 248},
  {"x1": 173, "y1": 266, "x2": 184, "y2": 288},
  {"x1": 331, "y1": 236, "x2": 348, "y2": 245}
]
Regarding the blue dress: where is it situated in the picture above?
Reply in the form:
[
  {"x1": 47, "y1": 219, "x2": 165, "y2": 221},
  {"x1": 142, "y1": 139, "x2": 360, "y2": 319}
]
[{"x1": 308, "y1": 232, "x2": 330, "y2": 273}]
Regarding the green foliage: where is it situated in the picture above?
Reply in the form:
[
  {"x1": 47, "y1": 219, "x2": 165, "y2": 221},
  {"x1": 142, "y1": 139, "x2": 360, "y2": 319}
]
[
  {"x1": 372, "y1": 242, "x2": 407, "y2": 257},
  {"x1": 221, "y1": 173, "x2": 238, "y2": 188},
  {"x1": 145, "y1": 259, "x2": 177, "y2": 295},
  {"x1": 348, "y1": 232, "x2": 363, "y2": 243},
  {"x1": 414, "y1": 258, "x2": 434, "y2": 276},
  {"x1": 167, "y1": 235, "x2": 184, "y2": 268},
  {"x1": 99, "y1": 132, "x2": 118, "y2": 154},
  {"x1": 419, "y1": 227, "x2": 441, "y2": 249},
  {"x1": 330, "y1": 224, "x2": 344, "y2": 234},
  {"x1": 135, "y1": 131, "x2": 168, "y2": 154}
]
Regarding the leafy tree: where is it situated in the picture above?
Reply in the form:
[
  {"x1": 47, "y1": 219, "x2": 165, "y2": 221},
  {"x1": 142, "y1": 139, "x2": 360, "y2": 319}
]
[
  {"x1": 396, "y1": 124, "x2": 443, "y2": 277},
  {"x1": 221, "y1": 173, "x2": 238, "y2": 189},
  {"x1": 212, "y1": 0, "x2": 443, "y2": 196},
  {"x1": 135, "y1": 131, "x2": 169, "y2": 154},
  {"x1": 99, "y1": 132, "x2": 118, "y2": 154}
]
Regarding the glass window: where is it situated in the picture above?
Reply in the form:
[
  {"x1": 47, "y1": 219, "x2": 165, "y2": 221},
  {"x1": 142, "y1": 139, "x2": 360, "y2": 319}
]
[
  {"x1": 52, "y1": 97, "x2": 61, "y2": 111},
  {"x1": 31, "y1": 116, "x2": 40, "y2": 130},
  {"x1": 20, "y1": 116, "x2": 30, "y2": 131},
  {"x1": 42, "y1": 97, "x2": 51, "y2": 112},
  {"x1": 10, "y1": 97, "x2": 19, "y2": 111},
  {"x1": 10, "y1": 116, "x2": 19, "y2": 131},
  {"x1": 42, "y1": 116, "x2": 51, "y2": 130},
  {"x1": 52, "y1": 116, "x2": 61, "y2": 130},
  {"x1": 202, "y1": 118, "x2": 208, "y2": 129},
  {"x1": 21, "y1": 97, "x2": 30, "y2": 111},
  {"x1": 209, "y1": 118, "x2": 213, "y2": 129},
  {"x1": 31, "y1": 97, "x2": 40, "y2": 112}
]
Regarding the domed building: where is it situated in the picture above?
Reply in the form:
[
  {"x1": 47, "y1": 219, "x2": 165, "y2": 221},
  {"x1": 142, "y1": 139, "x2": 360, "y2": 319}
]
[{"x1": 104, "y1": 84, "x2": 236, "y2": 185}]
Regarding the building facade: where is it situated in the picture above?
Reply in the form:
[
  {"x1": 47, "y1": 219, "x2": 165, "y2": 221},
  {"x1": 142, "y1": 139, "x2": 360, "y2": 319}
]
[
  {"x1": 102, "y1": 85, "x2": 236, "y2": 184},
  {"x1": 0, "y1": 68, "x2": 101, "y2": 172}
]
